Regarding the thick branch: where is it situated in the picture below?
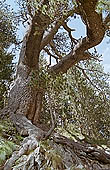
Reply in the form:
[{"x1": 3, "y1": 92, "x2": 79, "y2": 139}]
[
  {"x1": 53, "y1": 134, "x2": 110, "y2": 164},
  {"x1": 25, "y1": 11, "x2": 50, "y2": 69},
  {"x1": 49, "y1": 0, "x2": 105, "y2": 74},
  {"x1": 50, "y1": 50, "x2": 91, "y2": 74}
]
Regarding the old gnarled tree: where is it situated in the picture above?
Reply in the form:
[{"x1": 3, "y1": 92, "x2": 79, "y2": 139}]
[{"x1": 1, "y1": 0, "x2": 110, "y2": 169}]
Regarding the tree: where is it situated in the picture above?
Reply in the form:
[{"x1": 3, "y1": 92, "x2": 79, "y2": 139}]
[
  {"x1": 0, "y1": 2, "x2": 17, "y2": 109},
  {"x1": 1, "y1": 0, "x2": 110, "y2": 169}
]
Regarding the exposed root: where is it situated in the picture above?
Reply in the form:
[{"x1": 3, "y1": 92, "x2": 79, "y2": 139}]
[
  {"x1": 4, "y1": 135, "x2": 39, "y2": 170},
  {"x1": 53, "y1": 133, "x2": 110, "y2": 168},
  {"x1": 2, "y1": 115, "x2": 110, "y2": 170},
  {"x1": 3, "y1": 130, "x2": 110, "y2": 170},
  {"x1": 10, "y1": 113, "x2": 46, "y2": 138}
]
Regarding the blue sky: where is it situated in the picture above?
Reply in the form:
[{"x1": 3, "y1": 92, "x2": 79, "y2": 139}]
[{"x1": 6, "y1": 0, "x2": 110, "y2": 73}]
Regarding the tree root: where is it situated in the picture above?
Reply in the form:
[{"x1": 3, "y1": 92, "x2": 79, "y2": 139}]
[
  {"x1": 3, "y1": 131, "x2": 110, "y2": 169},
  {"x1": 2, "y1": 115, "x2": 110, "y2": 170},
  {"x1": 53, "y1": 134, "x2": 110, "y2": 167},
  {"x1": 4, "y1": 135, "x2": 39, "y2": 170}
]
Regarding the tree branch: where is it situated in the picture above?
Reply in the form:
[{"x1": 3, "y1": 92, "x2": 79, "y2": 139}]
[
  {"x1": 44, "y1": 93, "x2": 56, "y2": 140},
  {"x1": 40, "y1": 9, "x2": 76, "y2": 50},
  {"x1": 76, "y1": 65, "x2": 100, "y2": 91},
  {"x1": 44, "y1": 47, "x2": 59, "y2": 65},
  {"x1": 50, "y1": 41, "x2": 62, "y2": 59},
  {"x1": 49, "y1": 0, "x2": 105, "y2": 74},
  {"x1": 62, "y1": 22, "x2": 76, "y2": 46},
  {"x1": 49, "y1": 50, "x2": 91, "y2": 74}
]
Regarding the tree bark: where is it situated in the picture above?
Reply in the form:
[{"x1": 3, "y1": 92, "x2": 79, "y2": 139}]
[
  {"x1": 1, "y1": 12, "x2": 46, "y2": 126},
  {"x1": 1, "y1": 0, "x2": 107, "y2": 134},
  {"x1": 2, "y1": 38, "x2": 43, "y2": 125},
  {"x1": 1, "y1": 1, "x2": 110, "y2": 169}
]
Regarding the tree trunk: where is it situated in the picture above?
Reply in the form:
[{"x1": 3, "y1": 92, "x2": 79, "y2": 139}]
[
  {"x1": 3, "y1": 37, "x2": 44, "y2": 125},
  {"x1": 1, "y1": 1, "x2": 110, "y2": 169},
  {"x1": 1, "y1": 0, "x2": 105, "y2": 128}
]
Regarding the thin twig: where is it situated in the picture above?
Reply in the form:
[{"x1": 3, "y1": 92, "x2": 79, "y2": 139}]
[
  {"x1": 76, "y1": 65, "x2": 101, "y2": 91},
  {"x1": 50, "y1": 41, "x2": 62, "y2": 59}
]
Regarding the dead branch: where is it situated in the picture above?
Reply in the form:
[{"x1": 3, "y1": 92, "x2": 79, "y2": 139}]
[
  {"x1": 62, "y1": 22, "x2": 77, "y2": 46},
  {"x1": 44, "y1": 47, "x2": 59, "y2": 65},
  {"x1": 50, "y1": 41, "x2": 62, "y2": 59}
]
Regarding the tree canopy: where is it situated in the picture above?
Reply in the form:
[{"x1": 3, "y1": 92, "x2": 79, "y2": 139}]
[{"x1": 1, "y1": 0, "x2": 110, "y2": 169}]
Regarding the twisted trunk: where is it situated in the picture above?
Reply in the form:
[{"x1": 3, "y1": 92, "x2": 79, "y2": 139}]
[
  {"x1": 2, "y1": 13, "x2": 45, "y2": 129},
  {"x1": 5, "y1": 45, "x2": 43, "y2": 125},
  {"x1": 1, "y1": 1, "x2": 110, "y2": 169},
  {"x1": 1, "y1": 0, "x2": 106, "y2": 138}
]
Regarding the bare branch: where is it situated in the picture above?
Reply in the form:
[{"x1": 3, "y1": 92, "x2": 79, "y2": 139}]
[
  {"x1": 62, "y1": 22, "x2": 75, "y2": 32},
  {"x1": 50, "y1": 41, "x2": 62, "y2": 59},
  {"x1": 44, "y1": 94, "x2": 56, "y2": 140},
  {"x1": 75, "y1": 66, "x2": 107, "y2": 76},
  {"x1": 62, "y1": 22, "x2": 77, "y2": 46},
  {"x1": 44, "y1": 48, "x2": 58, "y2": 59}
]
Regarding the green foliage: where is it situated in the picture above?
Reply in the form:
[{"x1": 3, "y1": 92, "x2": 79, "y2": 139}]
[
  {"x1": 0, "y1": 119, "x2": 20, "y2": 166},
  {"x1": 30, "y1": 0, "x2": 69, "y2": 20},
  {"x1": 0, "y1": 3, "x2": 17, "y2": 49},
  {"x1": 0, "y1": 50, "x2": 14, "y2": 109},
  {"x1": 30, "y1": 57, "x2": 64, "y2": 93},
  {"x1": 0, "y1": 118, "x2": 24, "y2": 165},
  {"x1": 0, "y1": 2, "x2": 17, "y2": 109},
  {"x1": 62, "y1": 62, "x2": 110, "y2": 143},
  {"x1": 97, "y1": 0, "x2": 110, "y2": 13},
  {"x1": 0, "y1": 119, "x2": 23, "y2": 144},
  {"x1": 36, "y1": 55, "x2": 110, "y2": 144},
  {"x1": 0, "y1": 137, "x2": 16, "y2": 165},
  {"x1": 97, "y1": 0, "x2": 110, "y2": 37}
]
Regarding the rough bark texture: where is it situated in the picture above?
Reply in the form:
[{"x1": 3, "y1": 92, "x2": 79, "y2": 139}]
[
  {"x1": 1, "y1": 11, "x2": 47, "y2": 125},
  {"x1": 3, "y1": 132, "x2": 110, "y2": 170},
  {"x1": 2, "y1": 34, "x2": 43, "y2": 126},
  {"x1": 1, "y1": 0, "x2": 106, "y2": 125},
  {"x1": 1, "y1": 0, "x2": 110, "y2": 169}
]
